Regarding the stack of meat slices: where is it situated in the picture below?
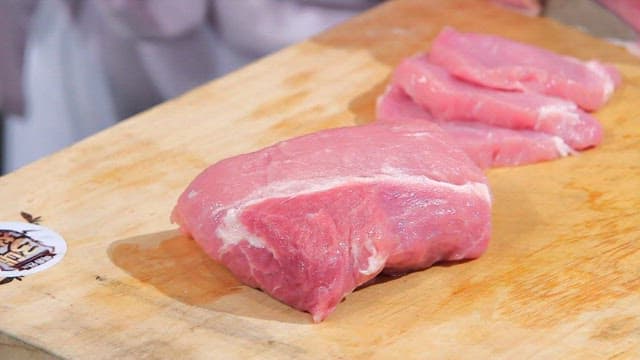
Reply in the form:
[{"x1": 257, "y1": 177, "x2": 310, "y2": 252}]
[{"x1": 377, "y1": 27, "x2": 621, "y2": 169}]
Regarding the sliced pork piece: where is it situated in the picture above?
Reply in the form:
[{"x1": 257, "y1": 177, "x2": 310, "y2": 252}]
[
  {"x1": 439, "y1": 122, "x2": 574, "y2": 169},
  {"x1": 376, "y1": 84, "x2": 436, "y2": 122},
  {"x1": 172, "y1": 122, "x2": 491, "y2": 322},
  {"x1": 429, "y1": 27, "x2": 620, "y2": 111},
  {"x1": 393, "y1": 54, "x2": 603, "y2": 150},
  {"x1": 376, "y1": 85, "x2": 573, "y2": 169}
]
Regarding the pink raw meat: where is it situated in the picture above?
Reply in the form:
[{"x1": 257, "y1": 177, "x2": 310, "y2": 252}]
[
  {"x1": 376, "y1": 85, "x2": 573, "y2": 169},
  {"x1": 393, "y1": 54, "x2": 603, "y2": 150},
  {"x1": 172, "y1": 122, "x2": 491, "y2": 322},
  {"x1": 491, "y1": 0, "x2": 541, "y2": 16},
  {"x1": 429, "y1": 27, "x2": 620, "y2": 111}
]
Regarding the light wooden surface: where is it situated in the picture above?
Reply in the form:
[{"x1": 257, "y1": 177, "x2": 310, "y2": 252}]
[{"x1": 1, "y1": 0, "x2": 639, "y2": 358}]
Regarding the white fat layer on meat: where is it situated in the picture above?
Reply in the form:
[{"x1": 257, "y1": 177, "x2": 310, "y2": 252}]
[
  {"x1": 359, "y1": 235, "x2": 387, "y2": 276},
  {"x1": 351, "y1": 241, "x2": 361, "y2": 267},
  {"x1": 552, "y1": 136, "x2": 575, "y2": 157},
  {"x1": 376, "y1": 85, "x2": 394, "y2": 109},
  {"x1": 215, "y1": 170, "x2": 490, "y2": 255},
  {"x1": 217, "y1": 208, "x2": 266, "y2": 254},
  {"x1": 360, "y1": 253, "x2": 387, "y2": 276},
  {"x1": 405, "y1": 132, "x2": 431, "y2": 137},
  {"x1": 586, "y1": 61, "x2": 615, "y2": 101},
  {"x1": 536, "y1": 102, "x2": 579, "y2": 129}
]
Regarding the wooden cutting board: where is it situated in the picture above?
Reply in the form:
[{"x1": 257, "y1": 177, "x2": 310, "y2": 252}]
[{"x1": 1, "y1": 0, "x2": 639, "y2": 358}]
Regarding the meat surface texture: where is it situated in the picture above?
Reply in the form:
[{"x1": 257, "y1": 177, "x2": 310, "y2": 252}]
[
  {"x1": 393, "y1": 54, "x2": 603, "y2": 150},
  {"x1": 172, "y1": 122, "x2": 492, "y2": 322},
  {"x1": 377, "y1": 85, "x2": 573, "y2": 169},
  {"x1": 428, "y1": 27, "x2": 620, "y2": 111}
]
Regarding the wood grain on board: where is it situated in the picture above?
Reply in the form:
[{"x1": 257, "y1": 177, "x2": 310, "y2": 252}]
[{"x1": 1, "y1": 0, "x2": 639, "y2": 358}]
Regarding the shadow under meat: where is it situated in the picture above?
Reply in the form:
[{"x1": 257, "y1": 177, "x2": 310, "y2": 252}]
[
  {"x1": 356, "y1": 258, "x2": 472, "y2": 292},
  {"x1": 107, "y1": 229, "x2": 481, "y2": 323},
  {"x1": 108, "y1": 230, "x2": 309, "y2": 324},
  {"x1": 347, "y1": 76, "x2": 390, "y2": 125}
]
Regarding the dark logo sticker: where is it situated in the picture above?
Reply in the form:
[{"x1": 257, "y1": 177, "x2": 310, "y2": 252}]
[{"x1": 0, "y1": 222, "x2": 67, "y2": 278}]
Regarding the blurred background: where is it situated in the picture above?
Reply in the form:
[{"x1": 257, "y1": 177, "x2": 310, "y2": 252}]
[
  {"x1": 0, "y1": 0, "x2": 381, "y2": 174},
  {"x1": 0, "y1": 0, "x2": 638, "y2": 175}
]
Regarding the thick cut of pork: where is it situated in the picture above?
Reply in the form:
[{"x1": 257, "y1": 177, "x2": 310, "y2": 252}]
[
  {"x1": 429, "y1": 27, "x2": 620, "y2": 111},
  {"x1": 393, "y1": 54, "x2": 603, "y2": 150},
  {"x1": 172, "y1": 122, "x2": 491, "y2": 322},
  {"x1": 376, "y1": 85, "x2": 573, "y2": 168}
]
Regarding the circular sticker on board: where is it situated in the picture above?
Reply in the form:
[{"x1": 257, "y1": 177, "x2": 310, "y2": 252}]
[{"x1": 0, "y1": 222, "x2": 67, "y2": 277}]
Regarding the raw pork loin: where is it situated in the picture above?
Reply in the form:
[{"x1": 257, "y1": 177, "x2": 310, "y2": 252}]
[
  {"x1": 172, "y1": 122, "x2": 491, "y2": 322},
  {"x1": 377, "y1": 85, "x2": 573, "y2": 168},
  {"x1": 393, "y1": 54, "x2": 603, "y2": 150},
  {"x1": 429, "y1": 27, "x2": 620, "y2": 111}
]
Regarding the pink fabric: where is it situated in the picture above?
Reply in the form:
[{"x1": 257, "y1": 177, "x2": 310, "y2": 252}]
[{"x1": 598, "y1": 0, "x2": 640, "y2": 34}]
